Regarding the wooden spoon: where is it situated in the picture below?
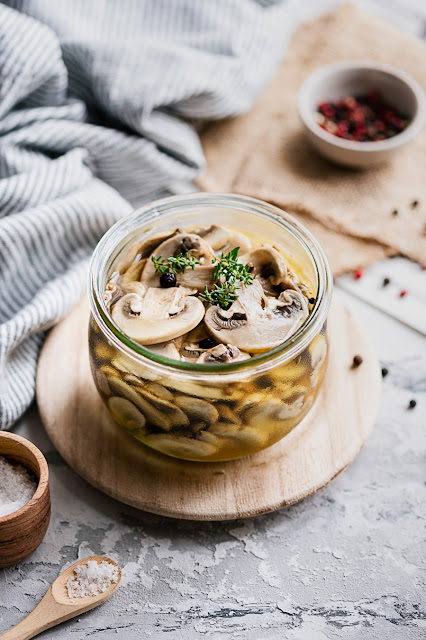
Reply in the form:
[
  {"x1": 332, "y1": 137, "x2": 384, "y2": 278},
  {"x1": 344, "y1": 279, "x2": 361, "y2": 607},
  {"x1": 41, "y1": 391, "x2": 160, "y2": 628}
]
[{"x1": 0, "y1": 556, "x2": 121, "y2": 640}]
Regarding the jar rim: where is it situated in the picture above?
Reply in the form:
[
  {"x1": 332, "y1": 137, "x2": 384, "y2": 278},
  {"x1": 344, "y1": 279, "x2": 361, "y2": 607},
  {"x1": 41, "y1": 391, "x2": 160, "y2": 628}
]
[{"x1": 88, "y1": 193, "x2": 333, "y2": 379}]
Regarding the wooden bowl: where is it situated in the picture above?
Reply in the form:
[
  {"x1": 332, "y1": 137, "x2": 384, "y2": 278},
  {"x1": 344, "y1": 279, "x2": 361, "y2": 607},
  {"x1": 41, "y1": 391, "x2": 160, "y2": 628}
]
[{"x1": 0, "y1": 431, "x2": 50, "y2": 568}]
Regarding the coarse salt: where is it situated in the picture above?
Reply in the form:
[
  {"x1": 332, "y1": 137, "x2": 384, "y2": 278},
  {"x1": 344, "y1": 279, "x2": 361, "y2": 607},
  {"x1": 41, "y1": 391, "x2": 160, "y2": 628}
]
[
  {"x1": 0, "y1": 455, "x2": 37, "y2": 518},
  {"x1": 66, "y1": 560, "x2": 119, "y2": 598}
]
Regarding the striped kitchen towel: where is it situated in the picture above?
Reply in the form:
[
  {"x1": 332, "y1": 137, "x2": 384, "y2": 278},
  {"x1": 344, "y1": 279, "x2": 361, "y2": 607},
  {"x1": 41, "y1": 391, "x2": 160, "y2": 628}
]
[{"x1": 0, "y1": 0, "x2": 293, "y2": 429}]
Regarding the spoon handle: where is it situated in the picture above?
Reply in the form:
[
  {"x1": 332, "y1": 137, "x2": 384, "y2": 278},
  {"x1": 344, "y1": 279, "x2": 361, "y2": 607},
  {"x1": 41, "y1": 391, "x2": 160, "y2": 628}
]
[{"x1": 0, "y1": 588, "x2": 81, "y2": 640}]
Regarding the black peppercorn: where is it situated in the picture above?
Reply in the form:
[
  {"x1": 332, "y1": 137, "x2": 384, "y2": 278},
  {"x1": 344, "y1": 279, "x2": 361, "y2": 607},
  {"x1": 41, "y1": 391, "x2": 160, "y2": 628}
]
[
  {"x1": 309, "y1": 297, "x2": 316, "y2": 304},
  {"x1": 352, "y1": 355, "x2": 363, "y2": 368},
  {"x1": 392, "y1": 209, "x2": 398, "y2": 216},
  {"x1": 411, "y1": 200, "x2": 419, "y2": 209},
  {"x1": 381, "y1": 367, "x2": 389, "y2": 378},
  {"x1": 199, "y1": 337, "x2": 217, "y2": 350},
  {"x1": 382, "y1": 277, "x2": 390, "y2": 287},
  {"x1": 408, "y1": 399, "x2": 417, "y2": 409},
  {"x1": 160, "y1": 272, "x2": 177, "y2": 288}
]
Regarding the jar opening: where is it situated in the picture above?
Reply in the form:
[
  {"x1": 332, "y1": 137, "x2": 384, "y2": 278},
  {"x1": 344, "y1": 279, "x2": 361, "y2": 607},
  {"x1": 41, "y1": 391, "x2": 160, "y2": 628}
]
[{"x1": 89, "y1": 194, "x2": 332, "y2": 377}]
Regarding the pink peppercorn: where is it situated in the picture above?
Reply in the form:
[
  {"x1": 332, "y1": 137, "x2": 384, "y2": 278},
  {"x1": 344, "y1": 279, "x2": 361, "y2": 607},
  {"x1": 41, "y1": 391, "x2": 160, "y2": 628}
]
[
  {"x1": 353, "y1": 269, "x2": 364, "y2": 280},
  {"x1": 399, "y1": 289, "x2": 408, "y2": 298},
  {"x1": 315, "y1": 91, "x2": 409, "y2": 142}
]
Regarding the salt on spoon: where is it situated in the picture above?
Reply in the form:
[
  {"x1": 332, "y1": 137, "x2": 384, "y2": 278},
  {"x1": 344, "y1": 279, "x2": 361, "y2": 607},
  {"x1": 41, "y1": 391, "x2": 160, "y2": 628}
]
[
  {"x1": 0, "y1": 456, "x2": 37, "y2": 518},
  {"x1": 0, "y1": 556, "x2": 121, "y2": 640}
]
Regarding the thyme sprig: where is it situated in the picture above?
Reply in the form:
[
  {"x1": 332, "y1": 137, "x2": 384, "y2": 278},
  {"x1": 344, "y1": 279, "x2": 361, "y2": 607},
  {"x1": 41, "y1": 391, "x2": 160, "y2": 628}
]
[
  {"x1": 212, "y1": 246, "x2": 253, "y2": 286},
  {"x1": 199, "y1": 282, "x2": 239, "y2": 310},
  {"x1": 152, "y1": 253, "x2": 200, "y2": 275},
  {"x1": 199, "y1": 247, "x2": 253, "y2": 310}
]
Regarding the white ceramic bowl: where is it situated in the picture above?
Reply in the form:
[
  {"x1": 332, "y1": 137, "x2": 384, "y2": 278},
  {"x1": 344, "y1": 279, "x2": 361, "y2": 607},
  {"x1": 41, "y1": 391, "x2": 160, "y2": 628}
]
[{"x1": 298, "y1": 60, "x2": 425, "y2": 168}]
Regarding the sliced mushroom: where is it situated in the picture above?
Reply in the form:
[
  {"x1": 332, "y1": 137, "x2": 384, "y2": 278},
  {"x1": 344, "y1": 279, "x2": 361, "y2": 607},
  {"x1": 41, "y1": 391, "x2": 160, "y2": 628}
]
[
  {"x1": 241, "y1": 245, "x2": 297, "y2": 295},
  {"x1": 273, "y1": 359, "x2": 307, "y2": 384},
  {"x1": 243, "y1": 396, "x2": 308, "y2": 435},
  {"x1": 209, "y1": 422, "x2": 268, "y2": 449},
  {"x1": 277, "y1": 383, "x2": 307, "y2": 401},
  {"x1": 174, "y1": 395, "x2": 219, "y2": 425},
  {"x1": 193, "y1": 225, "x2": 252, "y2": 254},
  {"x1": 309, "y1": 334, "x2": 328, "y2": 387},
  {"x1": 100, "y1": 364, "x2": 122, "y2": 383},
  {"x1": 93, "y1": 368, "x2": 111, "y2": 396},
  {"x1": 111, "y1": 288, "x2": 205, "y2": 345},
  {"x1": 133, "y1": 386, "x2": 189, "y2": 428},
  {"x1": 143, "y1": 382, "x2": 174, "y2": 401},
  {"x1": 176, "y1": 265, "x2": 216, "y2": 291},
  {"x1": 115, "y1": 232, "x2": 181, "y2": 275},
  {"x1": 234, "y1": 392, "x2": 266, "y2": 416},
  {"x1": 180, "y1": 332, "x2": 246, "y2": 363},
  {"x1": 196, "y1": 344, "x2": 250, "y2": 364},
  {"x1": 94, "y1": 341, "x2": 113, "y2": 362},
  {"x1": 112, "y1": 355, "x2": 160, "y2": 382},
  {"x1": 114, "y1": 241, "x2": 143, "y2": 275},
  {"x1": 141, "y1": 233, "x2": 216, "y2": 290},
  {"x1": 138, "y1": 230, "x2": 180, "y2": 259},
  {"x1": 144, "y1": 433, "x2": 217, "y2": 459},
  {"x1": 121, "y1": 260, "x2": 146, "y2": 286},
  {"x1": 148, "y1": 340, "x2": 182, "y2": 361},
  {"x1": 108, "y1": 376, "x2": 171, "y2": 430},
  {"x1": 108, "y1": 396, "x2": 147, "y2": 436},
  {"x1": 122, "y1": 281, "x2": 146, "y2": 298},
  {"x1": 161, "y1": 379, "x2": 225, "y2": 400},
  {"x1": 204, "y1": 280, "x2": 309, "y2": 353},
  {"x1": 181, "y1": 342, "x2": 205, "y2": 361},
  {"x1": 196, "y1": 430, "x2": 221, "y2": 447},
  {"x1": 274, "y1": 395, "x2": 305, "y2": 420},
  {"x1": 217, "y1": 404, "x2": 240, "y2": 424}
]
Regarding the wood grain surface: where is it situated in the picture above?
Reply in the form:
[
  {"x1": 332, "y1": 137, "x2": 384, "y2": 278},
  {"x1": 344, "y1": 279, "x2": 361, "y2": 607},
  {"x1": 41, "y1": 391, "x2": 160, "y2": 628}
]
[
  {"x1": 0, "y1": 432, "x2": 50, "y2": 568},
  {"x1": 36, "y1": 296, "x2": 381, "y2": 521}
]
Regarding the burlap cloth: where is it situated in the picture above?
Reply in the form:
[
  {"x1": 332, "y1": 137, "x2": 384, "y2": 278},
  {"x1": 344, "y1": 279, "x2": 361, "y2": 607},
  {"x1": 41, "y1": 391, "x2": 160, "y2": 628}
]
[{"x1": 198, "y1": 3, "x2": 426, "y2": 274}]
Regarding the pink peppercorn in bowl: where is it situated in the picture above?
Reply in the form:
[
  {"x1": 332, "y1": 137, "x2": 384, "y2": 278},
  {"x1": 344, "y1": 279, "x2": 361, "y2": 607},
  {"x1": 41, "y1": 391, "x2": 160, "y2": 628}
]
[{"x1": 298, "y1": 60, "x2": 425, "y2": 168}]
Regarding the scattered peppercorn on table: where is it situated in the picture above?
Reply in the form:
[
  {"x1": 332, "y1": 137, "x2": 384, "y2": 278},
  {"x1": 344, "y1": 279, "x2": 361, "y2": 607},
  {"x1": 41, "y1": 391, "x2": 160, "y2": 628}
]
[{"x1": 2, "y1": 255, "x2": 424, "y2": 638}]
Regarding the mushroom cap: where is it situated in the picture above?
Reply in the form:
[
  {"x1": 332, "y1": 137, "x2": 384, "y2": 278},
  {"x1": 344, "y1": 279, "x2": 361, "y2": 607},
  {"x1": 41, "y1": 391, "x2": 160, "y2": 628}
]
[
  {"x1": 196, "y1": 344, "x2": 251, "y2": 364},
  {"x1": 147, "y1": 340, "x2": 182, "y2": 360},
  {"x1": 193, "y1": 225, "x2": 252, "y2": 255},
  {"x1": 141, "y1": 233, "x2": 216, "y2": 289},
  {"x1": 204, "y1": 280, "x2": 309, "y2": 353},
  {"x1": 241, "y1": 244, "x2": 297, "y2": 294},
  {"x1": 111, "y1": 288, "x2": 205, "y2": 345},
  {"x1": 121, "y1": 260, "x2": 146, "y2": 286},
  {"x1": 114, "y1": 231, "x2": 177, "y2": 275}
]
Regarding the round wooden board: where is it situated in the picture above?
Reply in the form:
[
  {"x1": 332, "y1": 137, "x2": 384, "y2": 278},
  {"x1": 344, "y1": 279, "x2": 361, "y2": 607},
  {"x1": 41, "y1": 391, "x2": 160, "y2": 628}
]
[{"x1": 36, "y1": 296, "x2": 381, "y2": 521}]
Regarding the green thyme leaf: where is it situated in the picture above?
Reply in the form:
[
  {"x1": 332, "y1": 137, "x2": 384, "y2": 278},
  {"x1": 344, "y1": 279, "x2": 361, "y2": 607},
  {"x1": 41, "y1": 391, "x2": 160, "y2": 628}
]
[
  {"x1": 199, "y1": 283, "x2": 239, "y2": 310},
  {"x1": 199, "y1": 247, "x2": 254, "y2": 310},
  {"x1": 152, "y1": 253, "x2": 200, "y2": 276},
  {"x1": 151, "y1": 255, "x2": 169, "y2": 275},
  {"x1": 212, "y1": 247, "x2": 253, "y2": 287}
]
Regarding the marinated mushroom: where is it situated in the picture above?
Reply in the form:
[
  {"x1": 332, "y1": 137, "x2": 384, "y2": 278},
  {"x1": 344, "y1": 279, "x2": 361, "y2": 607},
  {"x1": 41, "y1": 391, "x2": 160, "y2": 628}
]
[
  {"x1": 148, "y1": 340, "x2": 182, "y2": 360},
  {"x1": 141, "y1": 233, "x2": 216, "y2": 290},
  {"x1": 144, "y1": 433, "x2": 217, "y2": 459},
  {"x1": 106, "y1": 224, "x2": 314, "y2": 364},
  {"x1": 204, "y1": 280, "x2": 308, "y2": 353},
  {"x1": 111, "y1": 287, "x2": 205, "y2": 345},
  {"x1": 97, "y1": 221, "x2": 325, "y2": 461},
  {"x1": 240, "y1": 245, "x2": 297, "y2": 295},
  {"x1": 196, "y1": 344, "x2": 250, "y2": 364},
  {"x1": 121, "y1": 260, "x2": 146, "y2": 286},
  {"x1": 194, "y1": 225, "x2": 252, "y2": 255}
]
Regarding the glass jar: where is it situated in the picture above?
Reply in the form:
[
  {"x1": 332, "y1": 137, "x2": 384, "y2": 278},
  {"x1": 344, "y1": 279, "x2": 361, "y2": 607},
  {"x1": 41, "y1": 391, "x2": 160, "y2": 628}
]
[{"x1": 88, "y1": 193, "x2": 332, "y2": 462}]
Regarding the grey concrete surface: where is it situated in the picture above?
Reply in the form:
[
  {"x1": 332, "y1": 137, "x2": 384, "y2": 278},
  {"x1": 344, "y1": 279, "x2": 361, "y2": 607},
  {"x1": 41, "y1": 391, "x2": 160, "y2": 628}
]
[{"x1": 1, "y1": 1, "x2": 426, "y2": 637}]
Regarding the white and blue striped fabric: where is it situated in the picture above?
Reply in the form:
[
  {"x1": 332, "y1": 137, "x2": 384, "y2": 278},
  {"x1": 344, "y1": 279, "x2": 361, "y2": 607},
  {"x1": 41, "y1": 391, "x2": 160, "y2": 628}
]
[{"x1": 0, "y1": 0, "x2": 294, "y2": 429}]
